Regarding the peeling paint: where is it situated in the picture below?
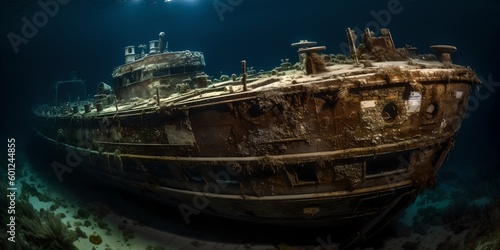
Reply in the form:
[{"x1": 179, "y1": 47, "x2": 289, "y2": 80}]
[{"x1": 32, "y1": 27, "x2": 480, "y2": 231}]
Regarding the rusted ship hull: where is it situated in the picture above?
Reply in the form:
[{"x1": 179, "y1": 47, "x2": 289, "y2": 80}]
[
  {"x1": 32, "y1": 28, "x2": 481, "y2": 248},
  {"x1": 33, "y1": 67, "x2": 474, "y2": 227}
]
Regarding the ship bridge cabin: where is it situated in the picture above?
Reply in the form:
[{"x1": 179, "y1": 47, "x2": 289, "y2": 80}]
[{"x1": 112, "y1": 32, "x2": 207, "y2": 101}]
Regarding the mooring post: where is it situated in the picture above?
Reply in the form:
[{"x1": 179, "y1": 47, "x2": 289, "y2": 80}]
[
  {"x1": 346, "y1": 27, "x2": 360, "y2": 66},
  {"x1": 156, "y1": 86, "x2": 160, "y2": 105},
  {"x1": 114, "y1": 95, "x2": 119, "y2": 112},
  {"x1": 241, "y1": 60, "x2": 247, "y2": 91},
  {"x1": 430, "y1": 45, "x2": 457, "y2": 64}
]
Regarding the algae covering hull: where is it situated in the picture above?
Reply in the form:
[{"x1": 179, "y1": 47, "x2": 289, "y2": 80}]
[
  {"x1": 32, "y1": 68, "x2": 476, "y2": 226},
  {"x1": 32, "y1": 29, "x2": 480, "y2": 230}
]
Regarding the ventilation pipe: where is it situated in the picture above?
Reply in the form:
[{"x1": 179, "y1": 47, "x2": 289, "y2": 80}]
[
  {"x1": 149, "y1": 40, "x2": 159, "y2": 54},
  {"x1": 124, "y1": 46, "x2": 136, "y2": 63},
  {"x1": 430, "y1": 45, "x2": 457, "y2": 64},
  {"x1": 158, "y1": 32, "x2": 165, "y2": 54}
]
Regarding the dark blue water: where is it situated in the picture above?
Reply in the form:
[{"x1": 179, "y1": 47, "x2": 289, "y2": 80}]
[{"x1": 1, "y1": 0, "x2": 499, "y2": 249}]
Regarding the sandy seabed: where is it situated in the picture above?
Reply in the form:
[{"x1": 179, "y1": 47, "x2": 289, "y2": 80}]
[{"x1": 4, "y1": 151, "x2": 500, "y2": 250}]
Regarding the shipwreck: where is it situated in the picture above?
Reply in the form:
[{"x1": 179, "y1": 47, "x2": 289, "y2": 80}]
[{"x1": 32, "y1": 28, "x2": 480, "y2": 247}]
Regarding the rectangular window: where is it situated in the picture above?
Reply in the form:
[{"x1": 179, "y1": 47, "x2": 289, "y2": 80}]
[
  {"x1": 289, "y1": 162, "x2": 318, "y2": 185},
  {"x1": 365, "y1": 150, "x2": 411, "y2": 178}
]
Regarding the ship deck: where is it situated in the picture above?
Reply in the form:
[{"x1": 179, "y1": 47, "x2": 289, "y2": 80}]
[{"x1": 33, "y1": 59, "x2": 474, "y2": 119}]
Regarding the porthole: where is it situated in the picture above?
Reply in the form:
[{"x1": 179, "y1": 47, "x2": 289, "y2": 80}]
[
  {"x1": 381, "y1": 102, "x2": 398, "y2": 122},
  {"x1": 425, "y1": 102, "x2": 438, "y2": 119}
]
